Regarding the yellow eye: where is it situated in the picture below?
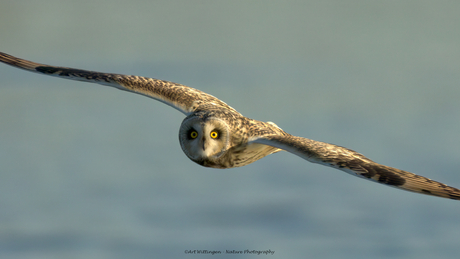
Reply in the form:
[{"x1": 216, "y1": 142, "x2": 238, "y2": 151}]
[
  {"x1": 210, "y1": 131, "x2": 219, "y2": 139},
  {"x1": 190, "y1": 131, "x2": 198, "y2": 139}
]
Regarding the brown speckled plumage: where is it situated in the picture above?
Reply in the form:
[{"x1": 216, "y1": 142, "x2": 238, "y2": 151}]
[{"x1": 1, "y1": 51, "x2": 460, "y2": 201}]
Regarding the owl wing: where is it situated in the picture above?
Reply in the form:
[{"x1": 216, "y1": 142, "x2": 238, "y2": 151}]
[
  {"x1": 0, "y1": 52, "x2": 238, "y2": 115},
  {"x1": 251, "y1": 134, "x2": 460, "y2": 200}
]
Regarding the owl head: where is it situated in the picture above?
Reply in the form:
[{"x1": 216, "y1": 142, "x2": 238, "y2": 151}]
[{"x1": 179, "y1": 114, "x2": 231, "y2": 167}]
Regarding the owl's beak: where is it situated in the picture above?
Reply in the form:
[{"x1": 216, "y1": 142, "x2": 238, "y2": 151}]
[{"x1": 201, "y1": 137, "x2": 206, "y2": 150}]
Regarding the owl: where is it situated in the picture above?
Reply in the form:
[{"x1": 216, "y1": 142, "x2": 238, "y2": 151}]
[{"x1": 1, "y1": 52, "x2": 459, "y2": 200}]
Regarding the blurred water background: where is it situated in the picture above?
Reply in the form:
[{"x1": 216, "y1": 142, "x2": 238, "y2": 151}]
[{"x1": 1, "y1": 1, "x2": 460, "y2": 258}]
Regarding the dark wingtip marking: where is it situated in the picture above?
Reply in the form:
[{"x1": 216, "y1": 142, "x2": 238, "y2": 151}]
[
  {"x1": 358, "y1": 162, "x2": 406, "y2": 186},
  {"x1": 376, "y1": 171, "x2": 406, "y2": 186},
  {"x1": 36, "y1": 66, "x2": 92, "y2": 77},
  {"x1": 36, "y1": 66, "x2": 59, "y2": 74},
  {"x1": 36, "y1": 66, "x2": 112, "y2": 83}
]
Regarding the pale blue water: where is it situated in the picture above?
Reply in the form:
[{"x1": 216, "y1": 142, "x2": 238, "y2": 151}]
[{"x1": 1, "y1": 1, "x2": 460, "y2": 258}]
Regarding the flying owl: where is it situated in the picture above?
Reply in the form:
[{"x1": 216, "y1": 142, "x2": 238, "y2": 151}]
[{"x1": 1, "y1": 52, "x2": 459, "y2": 201}]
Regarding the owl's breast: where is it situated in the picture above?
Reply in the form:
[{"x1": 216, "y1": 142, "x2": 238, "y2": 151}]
[{"x1": 198, "y1": 142, "x2": 281, "y2": 169}]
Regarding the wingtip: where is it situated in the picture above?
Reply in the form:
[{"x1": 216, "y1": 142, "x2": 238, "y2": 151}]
[{"x1": 0, "y1": 52, "x2": 45, "y2": 72}]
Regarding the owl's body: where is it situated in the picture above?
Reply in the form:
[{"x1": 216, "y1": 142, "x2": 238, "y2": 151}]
[
  {"x1": 1, "y1": 51, "x2": 460, "y2": 201},
  {"x1": 180, "y1": 108, "x2": 286, "y2": 168}
]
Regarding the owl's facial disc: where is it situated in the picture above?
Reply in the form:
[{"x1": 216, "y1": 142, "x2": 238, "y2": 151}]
[{"x1": 179, "y1": 116, "x2": 230, "y2": 165}]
